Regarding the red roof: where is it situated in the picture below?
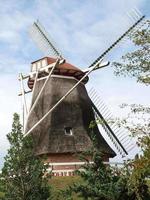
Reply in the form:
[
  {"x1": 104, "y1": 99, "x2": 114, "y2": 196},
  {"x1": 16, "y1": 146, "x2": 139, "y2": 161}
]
[
  {"x1": 28, "y1": 57, "x2": 89, "y2": 89},
  {"x1": 32, "y1": 57, "x2": 84, "y2": 72}
]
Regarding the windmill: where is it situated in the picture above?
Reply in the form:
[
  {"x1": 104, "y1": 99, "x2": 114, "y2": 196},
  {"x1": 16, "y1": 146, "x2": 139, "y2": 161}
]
[{"x1": 19, "y1": 10, "x2": 145, "y2": 176}]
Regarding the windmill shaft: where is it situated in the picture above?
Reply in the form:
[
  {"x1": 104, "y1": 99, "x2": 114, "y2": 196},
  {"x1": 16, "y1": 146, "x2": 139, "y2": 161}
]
[
  {"x1": 91, "y1": 101, "x2": 128, "y2": 155},
  {"x1": 88, "y1": 15, "x2": 145, "y2": 68},
  {"x1": 34, "y1": 22, "x2": 62, "y2": 58}
]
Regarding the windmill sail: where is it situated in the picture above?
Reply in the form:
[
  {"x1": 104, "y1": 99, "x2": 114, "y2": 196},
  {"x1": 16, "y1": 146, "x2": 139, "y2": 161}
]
[
  {"x1": 29, "y1": 20, "x2": 63, "y2": 58},
  {"x1": 88, "y1": 11, "x2": 145, "y2": 68},
  {"x1": 88, "y1": 88, "x2": 136, "y2": 157}
]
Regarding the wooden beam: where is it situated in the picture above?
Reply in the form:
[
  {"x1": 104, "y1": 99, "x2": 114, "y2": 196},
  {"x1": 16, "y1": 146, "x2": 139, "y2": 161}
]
[
  {"x1": 26, "y1": 59, "x2": 60, "y2": 122},
  {"x1": 18, "y1": 90, "x2": 32, "y2": 96},
  {"x1": 19, "y1": 73, "x2": 28, "y2": 115}
]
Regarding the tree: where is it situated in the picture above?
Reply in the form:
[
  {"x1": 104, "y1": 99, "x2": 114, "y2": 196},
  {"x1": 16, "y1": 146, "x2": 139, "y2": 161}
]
[
  {"x1": 0, "y1": 178, "x2": 5, "y2": 199},
  {"x1": 112, "y1": 19, "x2": 150, "y2": 199},
  {"x1": 1, "y1": 113, "x2": 51, "y2": 200},
  {"x1": 63, "y1": 108, "x2": 150, "y2": 200},
  {"x1": 63, "y1": 146, "x2": 149, "y2": 200},
  {"x1": 113, "y1": 20, "x2": 150, "y2": 84},
  {"x1": 63, "y1": 146, "x2": 130, "y2": 200},
  {"x1": 114, "y1": 104, "x2": 150, "y2": 200}
]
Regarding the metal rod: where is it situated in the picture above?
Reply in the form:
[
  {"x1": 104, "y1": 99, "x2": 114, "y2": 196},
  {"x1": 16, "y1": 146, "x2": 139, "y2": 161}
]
[
  {"x1": 34, "y1": 21, "x2": 63, "y2": 59},
  {"x1": 116, "y1": 132, "x2": 125, "y2": 139},
  {"x1": 92, "y1": 93, "x2": 110, "y2": 113},
  {"x1": 97, "y1": 103, "x2": 110, "y2": 114},
  {"x1": 88, "y1": 15, "x2": 145, "y2": 68},
  {"x1": 98, "y1": 106, "x2": 109, "y2": 115},
  {"x1": 111, "y1": 126, "x2": 119, "y2": 133},
  {"x1": 94, "y1": 112, "x2": 123, "y2": 155},
  {"x1": 132, "y1": 8, "x2": 141, "y2": 19},
  {"x1": 91, "y1": 101, "x2": 128, "y2": 155},
  {"x1": 18, "y1": 74, "x2": 29, "y2": 80},
  {"x1": 24, "y1": 59, "x2": 104, "y2": 136},
  {"x1": 118, "y1": 134, "x2": 128, "y2": 141},
  {"x1": 89, "y1": 88, "x2": 96, "y2": 95},
  {"x1": 91, "y1": 95, "x2": 106, "y2": 108},
  {"x1": 18, "y1": 90, "x2": 32, "y2": 96},
  {"x1": 92, "y1": 99, "x2": 113, "y2": 119},
  {"x1": 121, "y1": 138, "x2": 130, "y2": 145},
  {"x1": 89, "y1": 91, "x2": 97, "y2": 99},
  {"x1": 127, "y1": 145, "x2": 136, "y2": 152}
]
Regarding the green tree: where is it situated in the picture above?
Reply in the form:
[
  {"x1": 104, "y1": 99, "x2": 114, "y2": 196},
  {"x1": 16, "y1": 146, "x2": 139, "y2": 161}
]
[
  {"x1": 64, "y1": 147, "x2": 149, "y2": 200},
  {"x1": 113, "y1": 20, "x2": 150, "y2": 84},
  {"x1": 63, "y1": 148, "x2": 130, "y2": 200},
  {"x1": 112, "y1": 18, "x2": 150, "y2": 199},
  {"x1": 0, "y1": 178, "x2": 5, "y2": 199},
  {"x1": 1, "y1": 113, "x2": 51, "y2": 200},
  {"x1": 63, "y1": 107, "x2": 150, "y2": 200},
  {"x1": 114, "y1": 104, "x2": 150, "y2": 200}
]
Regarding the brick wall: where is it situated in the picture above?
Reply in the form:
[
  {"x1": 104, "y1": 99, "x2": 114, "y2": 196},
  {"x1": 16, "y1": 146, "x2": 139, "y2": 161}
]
[{"x1": 41, "y1": 153, "x2": 110, "y2": 176}]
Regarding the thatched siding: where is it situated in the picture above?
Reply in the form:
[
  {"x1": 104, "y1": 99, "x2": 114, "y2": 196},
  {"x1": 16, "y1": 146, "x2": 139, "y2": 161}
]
[{"x1": 26, "y1": 76, "x2": 115, "y2": 157}]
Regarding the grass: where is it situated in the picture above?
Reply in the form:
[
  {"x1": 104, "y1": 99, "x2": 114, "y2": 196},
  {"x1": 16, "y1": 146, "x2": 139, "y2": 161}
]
[
  {"x1": 0, "y1": 176, "x2": 83, "y2": 200},
  {"x1": 0, "y1": 192, "x2": 5, "y2": 199},
  {"x1": 49, "y1": 176, "x2": 83, "y2": 189},
  {"x1": 49, "y1": 176, "x2": 84, "y2": 200}
]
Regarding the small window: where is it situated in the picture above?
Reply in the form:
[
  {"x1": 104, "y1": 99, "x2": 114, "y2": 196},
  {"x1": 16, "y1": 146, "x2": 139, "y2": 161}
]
[
  {"x1": 64, "y1": 127, "x2": 73, "y2": 136},
  {"x1": 37, "y1": 61, "x2": 41, "y2": 70},
  {"x1": 32, "y1": 63, "x2": 37, "y2": 72},
  {"x1": 41, "y1": 59, "x2": 47, "y2": 67}
]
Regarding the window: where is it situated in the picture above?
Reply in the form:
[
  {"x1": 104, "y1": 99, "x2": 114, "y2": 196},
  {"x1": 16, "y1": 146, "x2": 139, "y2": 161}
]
[
  {"x1": 32, "y1": 63, "x2": 37, "y2": 72},
  {"x1": 37, "y1": 61, "x2": 41, "y2": 70},
  {"x1": 64, "y1": 127, "x2": 73, "y2": 136},
  {"x1": 41, "y1": 59, "x2": 47, "y2": 67}
]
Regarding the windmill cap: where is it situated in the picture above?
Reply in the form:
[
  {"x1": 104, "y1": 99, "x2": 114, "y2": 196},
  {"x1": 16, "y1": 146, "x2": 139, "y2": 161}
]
[{"x1": 28, "y1": 57, "x2": 89, "y2": 89}]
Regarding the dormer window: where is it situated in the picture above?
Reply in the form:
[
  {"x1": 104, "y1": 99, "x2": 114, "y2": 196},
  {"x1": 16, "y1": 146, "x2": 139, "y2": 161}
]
[{"x1": 64, "y1": 127, "x2": 73, "y2": 136}]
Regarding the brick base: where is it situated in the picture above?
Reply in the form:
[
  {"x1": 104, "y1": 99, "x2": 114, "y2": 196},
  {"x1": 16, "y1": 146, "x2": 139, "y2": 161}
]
[{"x1": 41, "y1": 153, "x2": 110, "y2": 176}]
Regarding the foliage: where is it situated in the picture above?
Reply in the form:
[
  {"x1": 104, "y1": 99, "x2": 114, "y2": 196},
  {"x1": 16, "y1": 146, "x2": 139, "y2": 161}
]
[
  {"x1": 112, "y1": 17, "x2": 150, "y2": 197},
  {"x1": 0, "y1": 178, "x2": 5, "y2": 199},
  {"x1": 113, "y1": 20, "x2": 150, "y2": 84},
  {"x1": 62, "y1": 103, "x2": 150, "y2": 200},
  {"x1": 1, "y1": 113, "x2": 51, "y2": 200},
  {"x1": 49, "y1": 176, "x2": 84, "y2": 200},
  {"x1": 114, "y1": 104, "x2": 150, "y2": 200},
  {"x1": 62, "y1": 149, "x2": 129, "y2": 200},
  {"x1": 62, "y1": 149, "x2": 150, "y2": 200}
]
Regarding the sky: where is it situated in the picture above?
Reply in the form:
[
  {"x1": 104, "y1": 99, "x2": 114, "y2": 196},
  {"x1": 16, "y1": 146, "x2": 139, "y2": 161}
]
[{"x1": 0, "y1": 0, "x2": 149, "y2": 168}]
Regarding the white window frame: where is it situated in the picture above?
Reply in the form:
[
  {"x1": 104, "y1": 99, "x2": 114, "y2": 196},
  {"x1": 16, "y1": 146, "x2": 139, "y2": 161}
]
[{"x1": 64, "y1": 127, "x2": 73, "y2": 136}]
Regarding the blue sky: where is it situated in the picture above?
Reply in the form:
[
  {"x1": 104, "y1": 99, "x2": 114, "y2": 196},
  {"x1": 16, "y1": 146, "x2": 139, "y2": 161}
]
[{"x1": 0, "y1": 0, "x2": 149, "y2": 167}]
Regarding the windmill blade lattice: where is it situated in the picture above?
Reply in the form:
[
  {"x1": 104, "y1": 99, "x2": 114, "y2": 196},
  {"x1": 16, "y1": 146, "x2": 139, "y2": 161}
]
[
  {"x1": 88, "y1": 88, "x2": 136, "y2": 157},
  {"x1": 88, "y1": 9, "x2": 145, "y2": 68},
  {"x1": 29, "y1": 20, "x2": 63, "y2": 58}
]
